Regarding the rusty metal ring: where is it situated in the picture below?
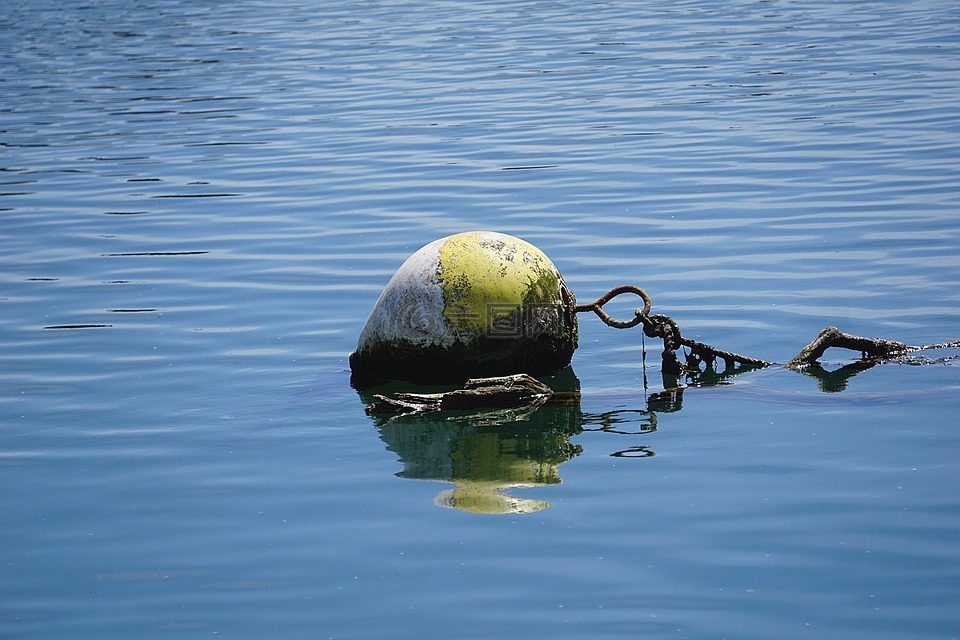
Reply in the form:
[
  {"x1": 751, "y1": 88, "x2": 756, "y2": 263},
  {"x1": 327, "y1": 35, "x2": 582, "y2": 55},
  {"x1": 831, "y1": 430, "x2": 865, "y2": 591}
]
[{"x1": 574, "y1": 285, "x2": 652, "y2": 329}]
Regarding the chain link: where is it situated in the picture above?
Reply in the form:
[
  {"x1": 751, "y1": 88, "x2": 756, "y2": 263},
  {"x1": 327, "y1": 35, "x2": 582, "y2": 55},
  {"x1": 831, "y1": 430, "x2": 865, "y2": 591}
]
[
  {"x1": 573, "y1": 284, "x2": 651, "y2": 329},
  {"x1": 575, "y1": 285, "x2": 771, "y2": 375}
]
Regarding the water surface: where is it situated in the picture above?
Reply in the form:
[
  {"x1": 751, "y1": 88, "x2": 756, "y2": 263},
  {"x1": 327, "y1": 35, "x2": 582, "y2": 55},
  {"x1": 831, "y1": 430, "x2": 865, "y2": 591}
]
[{"x1": 2, "y1": 1, "x2": 959, "y2": 638}]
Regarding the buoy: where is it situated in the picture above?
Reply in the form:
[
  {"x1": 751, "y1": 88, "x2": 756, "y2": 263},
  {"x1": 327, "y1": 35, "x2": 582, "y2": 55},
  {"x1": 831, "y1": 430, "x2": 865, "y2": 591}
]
[{"x1": 350, "y1": 231, "x2": 578, "y2": 384}]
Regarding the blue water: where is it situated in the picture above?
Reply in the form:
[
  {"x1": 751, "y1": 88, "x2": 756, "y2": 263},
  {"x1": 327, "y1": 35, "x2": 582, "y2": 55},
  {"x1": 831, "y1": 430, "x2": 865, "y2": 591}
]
[{"x1": 2, "y1": 1, "x2": 959, "y2": 638}]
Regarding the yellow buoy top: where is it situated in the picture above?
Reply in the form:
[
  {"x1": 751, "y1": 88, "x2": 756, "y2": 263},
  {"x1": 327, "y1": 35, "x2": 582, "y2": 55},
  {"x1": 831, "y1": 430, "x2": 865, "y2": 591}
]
[{"x1": 350, "y1": 231, "x2": 578, "y2": 384}]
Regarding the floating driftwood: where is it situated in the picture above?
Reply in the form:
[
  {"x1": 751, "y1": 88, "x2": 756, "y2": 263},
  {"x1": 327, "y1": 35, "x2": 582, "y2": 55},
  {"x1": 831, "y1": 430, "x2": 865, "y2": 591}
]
[
  {"x1": 367, "y1": 373, "x2": 554, "y2": 416},
  {"x1": 788, "y1": 326, "x2": 907, "y2": 368},
  {"x1": 787, "y1": 326, "x2": 960, "y2": 368}
]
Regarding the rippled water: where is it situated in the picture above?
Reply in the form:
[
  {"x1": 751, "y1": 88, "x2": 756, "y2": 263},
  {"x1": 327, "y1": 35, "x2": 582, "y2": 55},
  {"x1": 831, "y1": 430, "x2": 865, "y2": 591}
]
[{"x1": 3, "y1": 1, "x2": 959, "y2": 638}]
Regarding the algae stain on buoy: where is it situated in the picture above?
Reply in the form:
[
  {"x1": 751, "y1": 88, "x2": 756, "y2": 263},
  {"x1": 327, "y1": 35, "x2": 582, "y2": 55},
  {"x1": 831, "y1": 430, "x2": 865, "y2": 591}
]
[{"x1": 350, "y1": 231, "x2": 578, "y2": 384}]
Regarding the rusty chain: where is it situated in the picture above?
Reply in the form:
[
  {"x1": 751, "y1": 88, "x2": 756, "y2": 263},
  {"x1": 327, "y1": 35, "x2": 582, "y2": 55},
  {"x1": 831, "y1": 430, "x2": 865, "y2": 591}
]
[{"x1": 575, "y1": 285, "x2": 770, "y2": 375}]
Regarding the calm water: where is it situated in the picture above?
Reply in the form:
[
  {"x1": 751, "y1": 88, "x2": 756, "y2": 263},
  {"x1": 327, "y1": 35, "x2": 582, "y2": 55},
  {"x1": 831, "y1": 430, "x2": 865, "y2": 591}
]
[{"x1": 2, "y1": 1, "x2": 959, "y2": 638}]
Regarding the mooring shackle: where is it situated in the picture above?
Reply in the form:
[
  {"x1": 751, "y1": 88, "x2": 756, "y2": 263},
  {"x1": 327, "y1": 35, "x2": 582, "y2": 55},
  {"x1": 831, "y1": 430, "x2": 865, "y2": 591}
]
[{"x1": 574, "y1": 285, "x2": 653, "y2": 329}]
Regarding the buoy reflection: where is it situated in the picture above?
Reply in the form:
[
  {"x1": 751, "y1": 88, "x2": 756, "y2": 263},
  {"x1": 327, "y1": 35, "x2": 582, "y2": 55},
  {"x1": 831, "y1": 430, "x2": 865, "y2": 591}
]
[
  {"x1": 355, "y1": 359, "x2": 903, "y2": 514},
  {"x1": 357, "y1": 370, "x2": 580, "y2": 514},
  {"x1": 375, "y1": 393, "x2": 584, "y2": 515}
]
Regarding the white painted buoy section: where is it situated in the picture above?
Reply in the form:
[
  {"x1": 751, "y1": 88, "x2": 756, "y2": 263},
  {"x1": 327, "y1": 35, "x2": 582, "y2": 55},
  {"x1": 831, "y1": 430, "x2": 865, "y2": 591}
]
[{"x1": 350, "y1": 231, "x2": 578, "y2": 384}]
